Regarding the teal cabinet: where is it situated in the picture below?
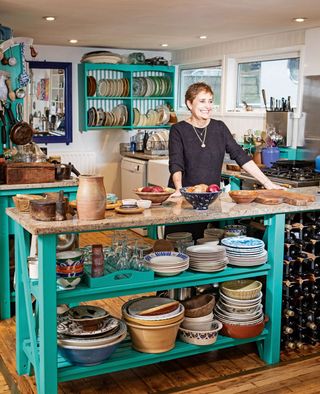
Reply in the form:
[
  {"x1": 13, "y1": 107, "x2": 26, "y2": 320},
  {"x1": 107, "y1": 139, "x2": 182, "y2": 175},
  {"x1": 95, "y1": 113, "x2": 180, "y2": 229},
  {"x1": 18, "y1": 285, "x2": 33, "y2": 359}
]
[{"x1": 78, "y1": 63, "x2": 175, "y2": 131}]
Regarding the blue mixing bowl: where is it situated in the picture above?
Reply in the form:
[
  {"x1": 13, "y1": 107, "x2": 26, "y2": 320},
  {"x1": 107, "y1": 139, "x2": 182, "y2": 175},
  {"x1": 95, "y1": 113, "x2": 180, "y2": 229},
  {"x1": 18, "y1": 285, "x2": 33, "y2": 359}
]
[{"x1": 180, "y1": 188, "x2": 221, "y2": 210}]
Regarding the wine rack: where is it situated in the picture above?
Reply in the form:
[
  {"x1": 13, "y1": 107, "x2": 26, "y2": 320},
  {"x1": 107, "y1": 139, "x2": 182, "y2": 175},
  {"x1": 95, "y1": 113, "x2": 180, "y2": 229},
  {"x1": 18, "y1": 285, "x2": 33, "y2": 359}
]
[{"x1": 281, "y1": 211, "x2": 320, "y2": 350}]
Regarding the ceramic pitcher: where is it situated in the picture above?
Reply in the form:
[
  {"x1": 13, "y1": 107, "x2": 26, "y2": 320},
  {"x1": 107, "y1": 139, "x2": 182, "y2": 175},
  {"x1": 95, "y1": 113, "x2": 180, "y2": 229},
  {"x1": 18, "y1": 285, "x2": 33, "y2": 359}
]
[{"x1": 76, "y1": 175, "x2": 106, "y2": 220}]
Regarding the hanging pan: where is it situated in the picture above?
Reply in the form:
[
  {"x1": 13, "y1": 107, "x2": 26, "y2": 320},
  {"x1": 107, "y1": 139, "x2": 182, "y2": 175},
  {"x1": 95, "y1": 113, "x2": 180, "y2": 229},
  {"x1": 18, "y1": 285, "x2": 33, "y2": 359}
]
[{"x1": 5, "y1": 102, "x2": 34, "y2": 145}]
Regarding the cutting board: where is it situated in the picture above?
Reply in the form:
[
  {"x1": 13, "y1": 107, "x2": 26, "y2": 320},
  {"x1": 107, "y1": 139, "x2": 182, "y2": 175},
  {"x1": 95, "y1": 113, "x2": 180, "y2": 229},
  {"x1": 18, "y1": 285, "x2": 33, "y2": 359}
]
[{"x1": 255, "y1": 190, "x2": 315, "y2": 206}]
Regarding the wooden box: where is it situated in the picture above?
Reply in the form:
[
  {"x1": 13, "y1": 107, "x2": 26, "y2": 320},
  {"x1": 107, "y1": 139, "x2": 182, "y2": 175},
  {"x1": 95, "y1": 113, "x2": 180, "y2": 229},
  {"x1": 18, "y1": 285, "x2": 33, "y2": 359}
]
[{"x1": 4, "y1": 162, "x2": 56, "y2": 185}]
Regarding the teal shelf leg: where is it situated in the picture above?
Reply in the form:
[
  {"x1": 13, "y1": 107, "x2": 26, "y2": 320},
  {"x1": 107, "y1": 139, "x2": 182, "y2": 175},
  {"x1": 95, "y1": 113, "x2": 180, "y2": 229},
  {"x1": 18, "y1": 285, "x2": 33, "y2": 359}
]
[
  {"x1": 147, "y1": 225, "x2": 158, "y2": 239},
  {"x1": 0, "y1": 197, "x2": 11, "y2": 319},
  {"x1": 15, "y1": 223, "x2": 31, "y2": 375},
  {"x1": 38, "y1": 234, "x2": 58, "y2": 394},
  {"x1": 261, "y1": 213, "x2": 285, "y2": 364}
]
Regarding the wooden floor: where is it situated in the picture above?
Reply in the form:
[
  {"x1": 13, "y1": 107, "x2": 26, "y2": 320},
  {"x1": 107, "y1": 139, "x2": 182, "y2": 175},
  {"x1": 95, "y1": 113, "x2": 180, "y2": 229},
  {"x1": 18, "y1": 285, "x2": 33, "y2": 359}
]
[{"x1": 1, "y1": 230, "x2": 320, "y2": 393}]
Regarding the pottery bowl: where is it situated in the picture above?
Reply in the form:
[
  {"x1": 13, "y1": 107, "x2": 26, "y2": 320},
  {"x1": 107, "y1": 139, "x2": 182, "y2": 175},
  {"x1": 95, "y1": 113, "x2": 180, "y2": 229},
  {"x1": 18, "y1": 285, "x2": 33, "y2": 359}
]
[
  {"x1": 58, "y1": 331, "x2": 126, "y2": 366},
  {"x1": 228, "y1": 190, "x2": 258, "y2": 204},
  {"x1": 67, "y1": 305, "x2": 109, "y2": 331},
  {"x1": 220, "y1": 318, "x2": 265, "y2": 339},
  {"x1": 220, "y1": 280, "x2": 262, "y2": 300},
  {"x1": 180, "y1": 188, "x2": 221, "y2": 210},
  {"x1": 56, "y1": 250, "x2": 84, "y2": 287},
  {"x1": 125, "y1": 318, "x2": 183, "y2": 353},
  {"x1": 134, "y1": 188, "x2": 175, "y2": 205},
  {"x1": 217, "y1": 300, "x2": 262, "y2": 314},
  {"x1": 136, "y1": 199, "x2": 152, "y2": 209},
  {"x1": 179, "y1": 320, "x2": 222, "y2": 345},
  {"x1": 182, "y1": 294, "x2": 215, "y2": 318},
  {"x1": 181, "y1": 317, "x2": 216, "y2": 331},
  {"x1": 219, "y1": 291, "x2": 263, "y2": 306}
]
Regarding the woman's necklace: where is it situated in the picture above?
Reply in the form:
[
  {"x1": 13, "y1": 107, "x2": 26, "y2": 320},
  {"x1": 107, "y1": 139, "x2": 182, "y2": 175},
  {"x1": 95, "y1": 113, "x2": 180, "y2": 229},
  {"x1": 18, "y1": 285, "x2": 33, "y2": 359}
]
[{"x1": 191, "y1": 125, "x2": 207, "y2": 148}]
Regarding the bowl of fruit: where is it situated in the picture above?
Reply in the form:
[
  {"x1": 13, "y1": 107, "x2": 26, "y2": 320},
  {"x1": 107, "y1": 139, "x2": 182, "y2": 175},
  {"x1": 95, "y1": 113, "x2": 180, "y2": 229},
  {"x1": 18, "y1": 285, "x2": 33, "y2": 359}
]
[
  {"x1": 180, "y1": 184, "x2": 221, "y2": 210},
  {"x1": 134, "y1": 186, "x2": 175, "y2": 205}
]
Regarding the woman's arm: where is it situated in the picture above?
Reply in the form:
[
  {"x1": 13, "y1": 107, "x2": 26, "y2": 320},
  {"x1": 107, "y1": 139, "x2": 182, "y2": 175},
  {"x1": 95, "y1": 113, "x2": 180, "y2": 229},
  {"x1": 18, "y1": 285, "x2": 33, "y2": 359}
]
[
  {"x1": 171, "y1": 171, "x2": 182, "y2": 196},
  {"x1": 242, "y1": 160, "x2": 285, "y2": 189}
]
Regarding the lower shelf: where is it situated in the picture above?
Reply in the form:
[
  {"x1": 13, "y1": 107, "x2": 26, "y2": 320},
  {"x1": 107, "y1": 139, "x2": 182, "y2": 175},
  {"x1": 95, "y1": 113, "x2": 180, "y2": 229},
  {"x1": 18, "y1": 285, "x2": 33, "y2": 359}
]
[{"x1": 23, "y1": 330, "x2": 268, "y2": 383}]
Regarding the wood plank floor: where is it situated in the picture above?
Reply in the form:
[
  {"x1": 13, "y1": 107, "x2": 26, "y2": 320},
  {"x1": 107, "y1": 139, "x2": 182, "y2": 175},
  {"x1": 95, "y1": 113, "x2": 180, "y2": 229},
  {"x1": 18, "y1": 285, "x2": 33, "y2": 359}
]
[{"x1": 1, "y1": 230, "x2": 320, "y2": 393}]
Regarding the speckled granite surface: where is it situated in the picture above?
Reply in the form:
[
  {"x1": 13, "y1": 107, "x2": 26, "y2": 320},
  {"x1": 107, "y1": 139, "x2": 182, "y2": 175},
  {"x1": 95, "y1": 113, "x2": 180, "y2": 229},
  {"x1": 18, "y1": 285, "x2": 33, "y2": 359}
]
[
  {"x1": 0, "y1": 178, "x2": 78, "y2": 191},
  {"x1": 6, "y1": 187, "x2": 320, "y2": 235}
]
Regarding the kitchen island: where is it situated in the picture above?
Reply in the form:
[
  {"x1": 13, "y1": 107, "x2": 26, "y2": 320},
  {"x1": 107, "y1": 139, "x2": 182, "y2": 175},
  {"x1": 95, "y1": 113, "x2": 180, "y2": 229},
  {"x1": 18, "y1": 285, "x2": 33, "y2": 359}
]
[
  {"x1": 6, "y1": 186, "x2": 320, "y2": 394},
  {"x1": 0, "y1": 179, "x2": 78, "y2": 320}
]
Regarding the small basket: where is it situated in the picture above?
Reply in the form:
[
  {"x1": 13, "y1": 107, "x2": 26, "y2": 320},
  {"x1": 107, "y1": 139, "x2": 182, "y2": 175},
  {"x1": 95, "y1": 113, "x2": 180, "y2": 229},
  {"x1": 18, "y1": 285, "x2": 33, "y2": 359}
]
[
  {"x1": 220, "y1": 279, "x2": 262, "y2": 300},
  {"x1": 12, "y1": 194, "x2": 45, "y2": 212}
]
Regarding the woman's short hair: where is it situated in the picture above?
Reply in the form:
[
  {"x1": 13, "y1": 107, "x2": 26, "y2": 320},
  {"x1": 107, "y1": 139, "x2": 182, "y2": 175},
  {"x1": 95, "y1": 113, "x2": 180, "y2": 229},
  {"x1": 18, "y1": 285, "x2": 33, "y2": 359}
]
[{"x1": 185, "y1": 82, "x2": 214, "y2": 110}]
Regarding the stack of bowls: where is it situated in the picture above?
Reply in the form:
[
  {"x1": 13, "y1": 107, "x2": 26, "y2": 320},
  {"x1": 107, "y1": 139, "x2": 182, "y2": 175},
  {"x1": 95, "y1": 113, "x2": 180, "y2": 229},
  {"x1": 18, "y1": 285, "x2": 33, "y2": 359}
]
[
  {"x1": 223, "y1": 224, "x2": 247, "y2": 238},
  {"x1": 214, "y1": 279, "x2": 265, "y2": 339},
  {"x1": 166, "y1": 232, "x2": 193, "y2": 251},
  {"x1": 122, "y1": 296, "x2": 184, "y2": 353},
  {"x1": 57, "y1": 305, "x2": 127, "y2": 366},
  {"x1": 56, "y1": 250, "x2": 84, "y2": 289},
  {"x1": 179, "y1": 294, "x2": 221, "y2": 345},
  {"x1": 204, "y1": 228, "x2": 225, "y2": 240},
  {"x1": 144, "y1": 251, "x2": 189, "y2": 276}
]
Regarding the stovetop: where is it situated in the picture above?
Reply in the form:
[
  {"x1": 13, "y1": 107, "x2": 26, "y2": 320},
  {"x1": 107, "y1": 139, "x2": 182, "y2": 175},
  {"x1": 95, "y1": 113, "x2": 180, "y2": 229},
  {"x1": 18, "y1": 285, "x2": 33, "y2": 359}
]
[{"x1": 261, "y1": 162, "x2": 320, "y2": 187}]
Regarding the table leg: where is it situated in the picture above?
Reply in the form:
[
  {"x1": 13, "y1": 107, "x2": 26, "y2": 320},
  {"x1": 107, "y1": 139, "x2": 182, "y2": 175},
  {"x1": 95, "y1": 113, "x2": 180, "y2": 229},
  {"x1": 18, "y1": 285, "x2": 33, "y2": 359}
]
[
  {"x1": 38, "y1": 234, "x2": 58, "y2": 394},
  {"x1": 0, "y1": 197, "x2": 11, "y2": 319}
]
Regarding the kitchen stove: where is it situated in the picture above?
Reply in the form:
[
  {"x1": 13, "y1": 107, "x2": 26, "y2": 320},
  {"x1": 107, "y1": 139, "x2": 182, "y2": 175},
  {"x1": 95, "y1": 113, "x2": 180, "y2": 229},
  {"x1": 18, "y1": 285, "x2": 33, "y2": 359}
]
[{"x1": 241, "y1": 160, "x2": 320, "y2": 189}]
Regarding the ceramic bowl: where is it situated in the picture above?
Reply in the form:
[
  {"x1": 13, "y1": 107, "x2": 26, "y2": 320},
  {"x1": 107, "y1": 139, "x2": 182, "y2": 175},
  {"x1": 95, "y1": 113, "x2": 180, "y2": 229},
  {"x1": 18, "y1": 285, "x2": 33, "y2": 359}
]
[
  {"x1": 218, "y1": 300, "x2": 262, "y2": 314},
  {"x1": 56, "y1": 250, "x2": 84, "y2": 288},
  {"x1": 220, "y1": 318, "x2": 265, "y2": 339},
  {"x1": 219, "y1": 291, "x2": 263, "y2": 306},
  {"x1": 183, "y1": 312, "x2": 214, "y2": 323},
  {"x1": 134, "y1": 188, "x2": 175, "y2": 205},
  {"x1": 180, "y1": 188, "x2": 221, "y2": 210},
  {"x1": 178, "y1": 320, "x2": 222, "y2": 345},
  {"x1": 229, "y1": 190, "x2": 258, "y2": 204},
  {"x1": 182, "y1": 294, "x2": 215, "y2": 318},
  {"x1": 58, "y1": 331, "x2": 126, "y2": 366},
  {"x1": 181, "y1": 318, "x2": 216, "y2": 331},
  {"x1": 122, "y1": 198, "x2": 137, "y2": 206},
  {"x1": 126, "y1": 318, "x2": 183, "y2": 353},
  {"x1": 136, "y1": 199, "x2": 152, "y2": 209},
  {"x1": 220, "y1": 280, "x2": 262, "y2": 300},
  {"x1": 67, "y1": 305, "x2": 109, "y2": 331}
]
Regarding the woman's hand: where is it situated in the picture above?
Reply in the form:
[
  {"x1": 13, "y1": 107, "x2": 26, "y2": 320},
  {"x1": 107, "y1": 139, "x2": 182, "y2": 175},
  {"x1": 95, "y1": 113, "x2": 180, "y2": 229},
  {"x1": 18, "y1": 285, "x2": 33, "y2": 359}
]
[
  {"x1": 264, "y1": 180, "x2": 286, "y2": 190},
  {"x1": 170, "y1": 189, "x2": 182, "y2": 198}
]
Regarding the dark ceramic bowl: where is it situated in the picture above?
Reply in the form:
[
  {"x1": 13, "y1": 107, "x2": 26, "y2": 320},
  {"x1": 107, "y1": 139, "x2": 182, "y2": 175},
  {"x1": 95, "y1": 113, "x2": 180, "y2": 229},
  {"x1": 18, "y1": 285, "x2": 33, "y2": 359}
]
[
  {"x1": 220, "y1": 318, "x2": 265, "y2": 339},
  {"x1": 180, "y1": 188, "x2": 221, "y2": 210}
]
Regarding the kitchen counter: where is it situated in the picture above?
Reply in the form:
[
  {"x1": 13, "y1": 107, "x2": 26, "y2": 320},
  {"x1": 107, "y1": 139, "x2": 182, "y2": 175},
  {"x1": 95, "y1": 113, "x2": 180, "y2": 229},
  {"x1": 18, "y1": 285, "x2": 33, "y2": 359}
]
[
  {"x1": 6, "y1": 187, "x2": 320, "y2": 235},
  {"x1": 0, "y1": 178, "x2": 78, "y2": 191},
  {"x1": 121, "y1": 152, "x2": 168, "y2": 160}
]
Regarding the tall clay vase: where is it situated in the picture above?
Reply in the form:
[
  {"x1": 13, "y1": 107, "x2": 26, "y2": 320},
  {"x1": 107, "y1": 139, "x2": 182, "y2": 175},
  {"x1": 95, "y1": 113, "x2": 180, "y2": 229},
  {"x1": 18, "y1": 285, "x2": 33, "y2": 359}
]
[{"x1": 76, "y1": 175, "x2": 106, "y2": 220}]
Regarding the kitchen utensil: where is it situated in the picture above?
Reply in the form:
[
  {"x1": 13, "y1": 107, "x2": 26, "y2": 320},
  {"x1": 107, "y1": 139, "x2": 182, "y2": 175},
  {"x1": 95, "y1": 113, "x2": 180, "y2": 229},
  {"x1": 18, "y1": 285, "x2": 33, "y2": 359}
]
[
  {"x1": 0, "y1": 103, "x2": 6, "y2": 146},
  {"x1": 5, "y1": 78, "x2": 16, "y2": 101},
  {"x1": 1, "y1": 54, "x2": 9, "y2": 65},
  {"x1": 30, "y1": 45, "x2": 38, "y2": 58},
  {"x1": 15, "y1": 87, "x2": 26, "y2": 99},
  {"x1": 0, "y1": 75, "x2": 8, "y2": 101},
  {"x1": 16, "y1": 102, "x2": 23, "y2": 121},
  {"x1": 54, "y1": 162, "x2": 80, "y2": 180},
  {"x1": 8, "y1": 47, "x2": 17, "y2": 66},
  {"x1": 261, "y1": 89, "x2": 267, "y2": 111},
  {"x1": 30, "y1": 199, "x2": 56, "y2": 221},
  {"x1": 18, "y1": 44, "x2": 30, "y2": 87}
]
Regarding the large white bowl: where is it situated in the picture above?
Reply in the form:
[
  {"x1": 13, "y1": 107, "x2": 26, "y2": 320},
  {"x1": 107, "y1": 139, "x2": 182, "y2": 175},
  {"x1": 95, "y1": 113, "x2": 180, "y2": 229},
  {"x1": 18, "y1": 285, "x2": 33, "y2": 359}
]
[{"x1": 179, "y1": 320, "x2": 222, "y2": 345}]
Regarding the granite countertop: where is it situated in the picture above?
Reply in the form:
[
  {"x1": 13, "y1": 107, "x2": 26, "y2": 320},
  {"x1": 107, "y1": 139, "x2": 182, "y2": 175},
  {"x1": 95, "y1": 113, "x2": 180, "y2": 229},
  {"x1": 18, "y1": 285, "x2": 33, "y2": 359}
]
[
  {"x1": 121, "y1": 152, "x2": 168, "y2": 160},
  {"x1": 6, "y1": 187, "x2": 320, "y2": 235},
  {"x1": 0, "y1": 178, "x2": 78, "y2": 191}
]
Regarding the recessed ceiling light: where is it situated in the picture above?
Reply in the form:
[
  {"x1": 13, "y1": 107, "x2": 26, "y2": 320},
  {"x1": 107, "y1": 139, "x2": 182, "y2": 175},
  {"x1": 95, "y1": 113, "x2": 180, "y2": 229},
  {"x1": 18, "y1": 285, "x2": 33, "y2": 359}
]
[
  {"x1": 43, "y1": 16, "x2": 56, "y2": 21},
  {"x1": 293, "y1": 17, "x2": 307, "y2": 22},
  {"x1": 199, "y1": 35, "x2": 207, "y2": 39},
  {"x1": 161, "y1": 43, "x2": 168, "y2": 47},
  {"x1": 69, "y1": 39, "x2": 78, "y2": 44}
]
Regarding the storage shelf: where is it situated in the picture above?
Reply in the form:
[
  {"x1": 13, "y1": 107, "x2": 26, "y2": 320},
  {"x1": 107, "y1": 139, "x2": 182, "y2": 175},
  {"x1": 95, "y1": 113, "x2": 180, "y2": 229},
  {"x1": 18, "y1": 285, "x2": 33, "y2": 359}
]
[
  {"x1": 23, "y1": 330, "x2": 268, "y2": 383},
  {"x1": 29, "y1": 264, "x2": 271, "y2": 304}
]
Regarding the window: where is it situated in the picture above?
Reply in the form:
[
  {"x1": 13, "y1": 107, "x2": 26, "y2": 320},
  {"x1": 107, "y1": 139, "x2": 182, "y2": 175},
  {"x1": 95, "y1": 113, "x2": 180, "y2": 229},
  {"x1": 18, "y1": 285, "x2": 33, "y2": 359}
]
[
  {"x1": 179, "y1": 65, "x2": 222, "y2": 110},
  {"x1": 237, "y1": 57, "x2": 300, "y2": 109}
]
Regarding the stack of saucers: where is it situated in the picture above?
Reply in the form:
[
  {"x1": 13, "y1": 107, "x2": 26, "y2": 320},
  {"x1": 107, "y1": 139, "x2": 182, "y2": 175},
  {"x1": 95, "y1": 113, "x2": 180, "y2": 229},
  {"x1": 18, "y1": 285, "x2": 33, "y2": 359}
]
[
  {"x1": 186, "y1": 245, "x2": 228, "y2": 273},
  {"x1": 57, "y1": 305, "x2": 127, "y2": 366},
  {"x1": 144, "y1": 251, "x2": 189, "y2": 276},
  {"x1": 122, "y1": 296, "x2": 184, "y2": 353},
  {"x1": 214, "y1": 279, "x2": 265, "y2": 339},
  {"x1": 204, "y1": 228, "x2": 225, "y2": 240},
  {"x1": 221, "y1": 236, "x2": 268, "y2": 267}
]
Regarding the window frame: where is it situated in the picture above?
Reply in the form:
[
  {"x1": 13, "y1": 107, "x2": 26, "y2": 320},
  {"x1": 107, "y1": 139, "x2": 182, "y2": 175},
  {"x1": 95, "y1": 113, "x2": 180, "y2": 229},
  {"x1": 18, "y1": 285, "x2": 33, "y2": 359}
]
[{"x1": 177, "y1": 60, "x2": 223, "y2": 113}]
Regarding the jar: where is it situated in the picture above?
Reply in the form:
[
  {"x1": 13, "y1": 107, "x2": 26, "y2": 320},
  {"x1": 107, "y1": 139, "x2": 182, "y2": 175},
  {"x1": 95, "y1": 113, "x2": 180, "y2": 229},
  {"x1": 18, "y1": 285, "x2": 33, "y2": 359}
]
[
  {"x1": 76, "y1": 175, "x2": 106, "y2": 220},
  {"x1": 261, "y1": 147, "x2": 280, "y2": 168},
  {"x1": 28, "y1": 256, "x2": 38, "y2": 279},
  {"x1": 91, "y1": 244, "x2": 104, "y2": 277}
]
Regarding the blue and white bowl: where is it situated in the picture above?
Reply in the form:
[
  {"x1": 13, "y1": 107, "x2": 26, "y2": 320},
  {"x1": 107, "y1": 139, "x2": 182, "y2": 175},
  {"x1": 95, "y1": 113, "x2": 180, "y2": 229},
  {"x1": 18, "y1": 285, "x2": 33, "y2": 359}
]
[
  {"x1": 180, "y1": 187, "x2": 221, "y2": 210},
  {"x1": 56, "y1": 250, "x2": 84, "y2": 289}
]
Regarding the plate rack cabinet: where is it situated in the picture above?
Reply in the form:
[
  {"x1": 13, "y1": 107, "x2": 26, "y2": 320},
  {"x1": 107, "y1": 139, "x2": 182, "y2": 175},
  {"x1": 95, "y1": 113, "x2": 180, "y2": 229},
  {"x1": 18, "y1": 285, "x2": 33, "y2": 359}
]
[
  {"x1": 11, "y1": 211, "x2": 288, "y2": 394},
  {"x1": 78, "y1": 63, "x2": 175, "y2": 131}
]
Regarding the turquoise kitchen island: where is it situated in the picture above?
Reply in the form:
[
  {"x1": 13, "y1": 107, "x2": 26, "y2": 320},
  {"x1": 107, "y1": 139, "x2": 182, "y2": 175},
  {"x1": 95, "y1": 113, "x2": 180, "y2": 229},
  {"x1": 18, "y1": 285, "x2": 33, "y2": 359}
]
[{"x1": 6, "y1": 187, "x2": 320, "y2": 394}]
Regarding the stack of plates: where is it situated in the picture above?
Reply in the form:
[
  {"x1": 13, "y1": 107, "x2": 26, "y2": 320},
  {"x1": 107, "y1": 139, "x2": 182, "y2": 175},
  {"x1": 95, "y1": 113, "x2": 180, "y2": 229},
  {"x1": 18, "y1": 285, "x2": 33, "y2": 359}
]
[
  {"x1": 87, "y1": 104, "x2": 128, "y2": 127},
  {"x1": 204, "y1": 228, "x2": 225, "y2": 239},
  {"x1": 221, "y1": 237, "x2": 268, "y2": 267},
  {"x1": 144, "y1": 251, "x2": 189, "y2": 276},
  {"x1": 132, "y1": 76, "x2": 172, "y2": 97},
  {"x1": 81, "y1": 51, "x2": 122, "y2": 64},
  {"x1": 132, "y1": 106, "x2": 170, "y2": 127},
  {"x1": 96, "y1": 78, "x2": 129, "y2": 97},
  {"x1": 87, "y1": 76, "x2": 97, "y2": 96},
  {"x1": 186, "y1": 245, "x2": 228, "y2": 273},
  {"x1": 166, "y1": 232, "x2": 193, "y2": 250}
]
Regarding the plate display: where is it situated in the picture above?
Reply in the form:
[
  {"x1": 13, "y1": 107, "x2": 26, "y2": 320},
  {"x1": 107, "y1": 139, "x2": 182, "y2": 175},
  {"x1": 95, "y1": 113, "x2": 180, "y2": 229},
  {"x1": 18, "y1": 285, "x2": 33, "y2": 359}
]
[{"x1": 221, "y1": 237, "x2": 265, "y2": 249}]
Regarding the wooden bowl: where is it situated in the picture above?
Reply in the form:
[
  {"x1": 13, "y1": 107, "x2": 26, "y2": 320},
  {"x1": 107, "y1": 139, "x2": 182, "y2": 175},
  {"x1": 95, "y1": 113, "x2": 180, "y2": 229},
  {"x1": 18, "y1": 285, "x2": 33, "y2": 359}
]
[
  {"x1": 134, "y1": 188, "x2": 175, "y2": 205},
  {"x1": 182, "y1": 294, "x2": 215, "y2": 318},
  {"x1": 13, "y1": 194, "x2": 45, "y2": 212},
  {"x1": 229, "y1": 190, "x2": 258, "y2": 204}
]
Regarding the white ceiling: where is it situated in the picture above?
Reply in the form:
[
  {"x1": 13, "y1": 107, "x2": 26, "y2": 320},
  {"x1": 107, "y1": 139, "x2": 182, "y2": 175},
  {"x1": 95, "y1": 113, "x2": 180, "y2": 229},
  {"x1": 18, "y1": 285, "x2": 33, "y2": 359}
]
[{"x1": 1, "y1": 0, "x2": 320, "y2": 51}]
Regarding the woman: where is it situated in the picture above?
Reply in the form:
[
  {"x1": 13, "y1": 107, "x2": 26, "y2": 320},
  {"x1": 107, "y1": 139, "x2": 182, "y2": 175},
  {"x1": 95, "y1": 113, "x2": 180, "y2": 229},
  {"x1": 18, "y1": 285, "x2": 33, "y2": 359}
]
[
  {"x1": 166, "y1": 82, "x2": 282, "y2": 239},
  {"x1": 169, "y1": 82, "x2": 282, "y2": 195}
]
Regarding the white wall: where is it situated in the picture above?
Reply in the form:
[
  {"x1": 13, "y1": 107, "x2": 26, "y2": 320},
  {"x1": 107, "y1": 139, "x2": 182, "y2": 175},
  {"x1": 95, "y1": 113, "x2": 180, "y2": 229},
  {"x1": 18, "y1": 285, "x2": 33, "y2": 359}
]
[
  {"x1": 172, "y1": 30, "x2": 306, "y2": 141},
  {"x1": 25, "y1": 45, "x2": 171, "y2": 195}
]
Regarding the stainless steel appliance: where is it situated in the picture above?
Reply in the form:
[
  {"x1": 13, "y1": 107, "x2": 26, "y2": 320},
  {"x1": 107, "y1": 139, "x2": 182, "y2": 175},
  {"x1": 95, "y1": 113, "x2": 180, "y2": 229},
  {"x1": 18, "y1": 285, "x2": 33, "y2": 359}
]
[
  {"x1": 301, "y1": 76, "x2": 320, "y2": 159},
  {"x1": 240, "y1": 160, "x2": 320, "y2": 189},
  {"x1": 266, "y1": 111, "x2": 294, "y2": 146}
]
